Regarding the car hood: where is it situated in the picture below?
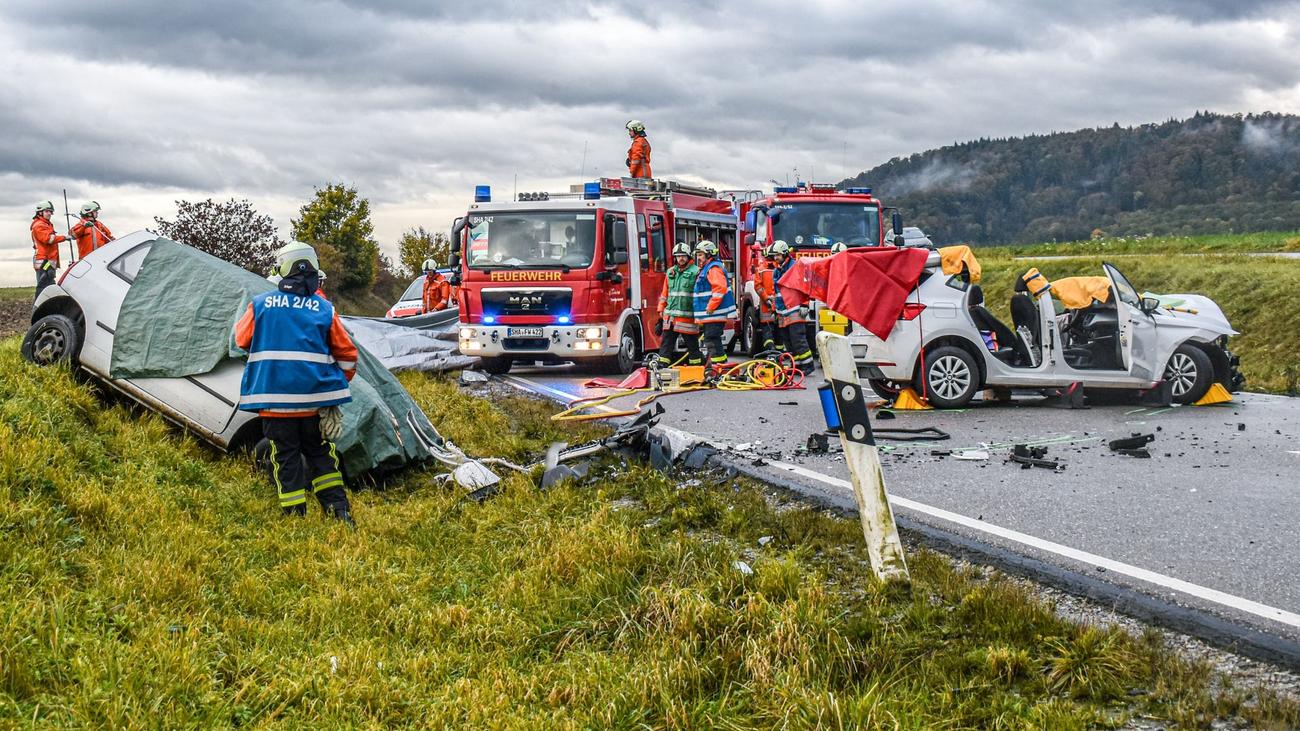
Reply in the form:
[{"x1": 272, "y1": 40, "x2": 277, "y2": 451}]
[{"x1": 1151, "y1": 293, "x2": 1237, "y2": 336}]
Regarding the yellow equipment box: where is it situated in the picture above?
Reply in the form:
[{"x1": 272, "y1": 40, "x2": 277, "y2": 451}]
[{"x1": 818, "y1": 307, "x2": 850, "y2": 336}]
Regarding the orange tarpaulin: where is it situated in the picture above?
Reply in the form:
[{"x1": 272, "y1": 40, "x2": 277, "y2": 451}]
[
  {"x1": 939, "y1": 245, "x2": 981, "y2": 283},
  {"x1": 1050, "y1": 276, "x2": 1111, "y2": 309}
]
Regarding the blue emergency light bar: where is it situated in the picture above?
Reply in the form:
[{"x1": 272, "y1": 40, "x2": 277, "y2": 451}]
[
  {"x1": 557, "y1": 315, "x2": 571, "y2": 324},
  {"x1": 773, "y1": 186, "x2": 798, "y2": 194},
  {"x1": 483, "y1": 315, "x2": 496, "y2": 324},
  {"x1": 846, "y1": 187, "x2": 873, "y2": 195},
  {"x1": 474, "y1": 185, "x2": 491, "y2": 202},
  {"x1": 583, "y1": 182, "x2": 601, "y2": 200}
]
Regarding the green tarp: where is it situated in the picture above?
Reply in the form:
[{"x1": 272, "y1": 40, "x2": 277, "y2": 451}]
[{"x1": 110, "y1": 238, "x2": 442, "y2": 476}]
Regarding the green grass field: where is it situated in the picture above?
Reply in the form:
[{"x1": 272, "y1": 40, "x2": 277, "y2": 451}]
[
  {"x1": 2, "y1": 338, "x2": 1297, "y2": 728},
  {"x1": 970, "y1": 233, "x2": 1300, "y2": 394}
]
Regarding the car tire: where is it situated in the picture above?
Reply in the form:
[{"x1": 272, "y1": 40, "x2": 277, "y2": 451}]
[
  {"x1": 918, "y1": 345, "x2": 980, "y2": 409},
  {"x1": 1163, "y1": 344, "x2": 1212, "y2": 405},
  {"x1": 22, "y1": 314, "x2": 81, "y2": 366},
  {"x1": 479, "y1": 356, "x2": 513, "y2": 375},
  {"x1": 868, "y1": 379, "x2": 901, "y2": 401}
]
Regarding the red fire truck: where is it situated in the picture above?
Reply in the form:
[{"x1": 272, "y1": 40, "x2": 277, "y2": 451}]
[
  {"x1": 730, "y1": 182, "x2": 903, "y2": 353},
  {"x1": 449, "y1": 177, "x2": 740, "y2": 375}
]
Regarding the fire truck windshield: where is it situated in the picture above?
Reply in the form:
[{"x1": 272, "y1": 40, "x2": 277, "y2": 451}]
[
  {"x1": 466, "y1": 211, "x2": 597, "y2": 269},
  {"x1": 769, "y1": 202, "x2": 880, "y2": 248}
]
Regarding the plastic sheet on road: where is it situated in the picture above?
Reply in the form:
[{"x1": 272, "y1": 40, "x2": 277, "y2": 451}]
[{"x1": 341, "y1": 315, "x2": 477, "y2": 372}]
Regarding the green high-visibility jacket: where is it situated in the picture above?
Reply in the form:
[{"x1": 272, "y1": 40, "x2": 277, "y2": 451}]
[{"x1": 662, "y1": 263, "x2": 699, "y2": 319}]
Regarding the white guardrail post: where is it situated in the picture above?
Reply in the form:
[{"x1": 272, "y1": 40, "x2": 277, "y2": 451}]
[{"x1": 814, "y1": 331, "x2": 910, "y2": 583}]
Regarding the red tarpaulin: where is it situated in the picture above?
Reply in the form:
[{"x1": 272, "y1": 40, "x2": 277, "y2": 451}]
[{"x1": 777, "y1": 247, "x2": 930, "y2": 339}]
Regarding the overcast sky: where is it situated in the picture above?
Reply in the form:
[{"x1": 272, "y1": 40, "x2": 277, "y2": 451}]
[{"x1": 3, "y1": 0, "x2": 1300, "y2": 285}]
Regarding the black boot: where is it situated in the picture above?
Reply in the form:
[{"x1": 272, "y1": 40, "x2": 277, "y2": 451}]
[
  {"x1": 282, "y1": 504, "x2": 307, "y2": 517},
  {"x1": 325, "y1": 502, "x2": 356, "y2": 529}
]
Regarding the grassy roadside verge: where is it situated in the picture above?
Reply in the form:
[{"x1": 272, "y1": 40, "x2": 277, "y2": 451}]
[
  {"x1": 0, "y1": 287, "x2": 34, "y2": 339},
  {"x1": 2, "y1": 340, "x2": 1297, "y2": 727},
  {"x1": 970, "y1": 233, "x2": 1300, "y2": 393}
]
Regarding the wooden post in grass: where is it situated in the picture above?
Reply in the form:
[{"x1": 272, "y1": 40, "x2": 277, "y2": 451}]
[{"x1": 815, "y1": 331, "x2": 910, "y2": 583}]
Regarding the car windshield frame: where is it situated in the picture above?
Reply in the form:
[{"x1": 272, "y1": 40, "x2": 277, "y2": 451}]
[
  {"x1": 770, "y1": 202, "x2": 881, "y2": 248},
  {"x1": 399, "y1": 278, "x2": 424, "y2": 301},
  {"x1": 466, "y1": 210, "x2": 598, "y2": 270}
]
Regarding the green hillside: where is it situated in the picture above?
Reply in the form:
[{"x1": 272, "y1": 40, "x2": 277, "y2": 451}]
[{"x1": 844, "y1": 112, "x2": 1300, "y2": 245}]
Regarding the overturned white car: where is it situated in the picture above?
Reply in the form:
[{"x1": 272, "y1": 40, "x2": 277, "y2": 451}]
[{"x1": 850, "y1": 254, "x2": 1244, "y2": 408}]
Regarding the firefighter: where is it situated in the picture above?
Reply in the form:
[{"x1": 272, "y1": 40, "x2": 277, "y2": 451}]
[
  {"x1": 752, "y1": 244, "x2": 778, "y2": 352},
  {"x1": 234, "y1": 242, "x2": 357, "y2": 525},
  {"x1": 657, "y1": 242, "x2": 702, "y2": 366},
  {"x1": 769, "y1": 240, "x2": 814, "y2": 371},
  {"x1": 315, "y1": 270, "x2": 328, "y2": 298},
  {"x1": 421, "y1": 259, "x2": 452, "y2": 313},
  {"x1": 625, "y1": 120, "x2": 652, "y2": 179},
  {"x1": 70, "y1": 201, "x2": 113, "y2": 259},
  {"x1": 30, "y1": 201, "x2": 70, "y2": 300},
  {"x1": 693, "y1": 240, "x2": 735, "y2": 366}
]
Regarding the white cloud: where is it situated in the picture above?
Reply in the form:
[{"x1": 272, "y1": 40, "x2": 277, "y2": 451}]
[{"x1": 3, "y1": 0, "x2": 1300, "y2": 286}]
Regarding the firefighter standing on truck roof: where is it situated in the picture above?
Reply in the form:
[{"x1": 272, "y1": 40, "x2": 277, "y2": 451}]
[
  {"x1": 421, "y1": 259, "x2": 452, "y2": 313},
  {"x1": 752, "y1": 244, "x2": 778, "y2": 352},
  {"x1": 625, "y1": 120, "x2": 652, "y2": 179},
  {"x1": 770, "y1": 240, "x2": 815, "y2": 371},
  {"x1": 657, "y1": 242, "x2": 703, "y2": 366},
  {"x1": 234, "y1": 242, "x2": 357, "y2": 526},
  {"x1": 30, "y1": 201, "x2": 70, "y2": 301},
  {"x1": 693, "y1": 240, "x2": 735, "y2": 366},
  {"x1": 70, "y1": 201, "x2": 114, "y2": 260}
]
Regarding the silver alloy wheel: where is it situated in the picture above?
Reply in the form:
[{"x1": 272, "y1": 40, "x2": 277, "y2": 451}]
[
  {"x1": 34, "y1": 326, "x2": 67, "y2": 363},
  {"x1": 1164, "y1": 351, "x2": 1198, "y2": 397},
  {"x1": 928, "y1": 354, "x2": 972, "y2": 401}
]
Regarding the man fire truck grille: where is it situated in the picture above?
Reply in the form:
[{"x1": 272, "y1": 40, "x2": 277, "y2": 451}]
[{"x1": 482, "y1": 289, "x2": 572, "y2": 317}]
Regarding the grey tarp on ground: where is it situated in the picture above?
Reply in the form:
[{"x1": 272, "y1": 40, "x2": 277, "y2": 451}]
[
  {"x1": 109, "y1": 238, "x2": 446, "y2": 476},
  {"x1": 340, "y1": 315, "x2": 477, "y2": 372}
]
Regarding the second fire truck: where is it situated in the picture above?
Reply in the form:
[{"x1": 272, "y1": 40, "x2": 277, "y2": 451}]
[{"x1": 730, "y1": 182, "x2": 903, "y2": 353}]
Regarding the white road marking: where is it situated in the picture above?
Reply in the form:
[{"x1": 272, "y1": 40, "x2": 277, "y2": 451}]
[
  {"x1": 499, "y1": 374, "x2": 622, "y2": 414},
  {"x1": 768, "y1": 458, "x2": 1300, "y2": 630},
  {"x1": 499, "y1": 374, "x2": 1300, "y2": 630}
]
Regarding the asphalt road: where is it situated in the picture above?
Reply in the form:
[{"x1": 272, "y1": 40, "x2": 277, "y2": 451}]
[{"x1": 499, "y1": 364, "x2": 1300, "y2": 649}]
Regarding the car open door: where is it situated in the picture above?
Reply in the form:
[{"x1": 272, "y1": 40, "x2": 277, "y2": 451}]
[{"x1": 1103, "y1": 263, "x2": 1158, "y2": 380}]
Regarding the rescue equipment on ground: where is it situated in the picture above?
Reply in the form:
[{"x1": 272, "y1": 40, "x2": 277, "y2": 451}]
[
  {"x1": 1194, "y1": 382, "x2": 1234, "y2": 406},
  {"x1": 890, "y1": 387, "x2": 933, "y2": 411},
  {"x1": 551, "y1": 351, "x2": 806, "y2": 422}
]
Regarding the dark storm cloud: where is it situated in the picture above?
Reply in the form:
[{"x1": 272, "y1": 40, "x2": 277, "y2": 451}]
[{"x1": 2, "y1": 1, "x2": 1300, "y2": 225}]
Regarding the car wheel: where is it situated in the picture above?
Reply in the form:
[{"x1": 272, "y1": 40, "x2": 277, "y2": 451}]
[
  {"x1": 868, "y1": 379, "x2": 901, "y2": 401},
  {"x1": 918, "y1": 345, "x2": 980, "y2": 408},
  {"x1": 1163, "y1": 344, "x2": 1212, "y2": 404},
  {"x1": 22, "y1": 314, "x2": 80, "y2": 366},
  {"x1": 479, "y1": 356, "x2": 513, "y2": 375}
]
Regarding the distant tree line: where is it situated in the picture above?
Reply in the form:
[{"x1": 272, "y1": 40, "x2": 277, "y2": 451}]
[{"x1": 840, "y1": 111, "x2": 1300, "y2": 245}]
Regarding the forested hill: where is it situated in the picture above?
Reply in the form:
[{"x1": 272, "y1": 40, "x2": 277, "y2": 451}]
[{"x1": 840, "y1": 112, "x2": 1300, "y2": 246}]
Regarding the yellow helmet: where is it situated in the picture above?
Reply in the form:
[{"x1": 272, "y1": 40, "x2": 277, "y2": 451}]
[{"x1": 275, "y1": 241, "x2": 320, "y2": 277}]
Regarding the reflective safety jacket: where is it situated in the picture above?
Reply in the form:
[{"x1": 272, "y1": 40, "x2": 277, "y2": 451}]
[
  {"x1": 693, "y1": 258, "x2": 735, "y2": 323},
  {"x1": 627, "y1": 135, "x2": 652, "y2": 179},
  {"x1": 753, "y1": 261, "x2": 776, "y2": 322},
  {"x1": 660, "y1": 261, "x2": 700, "y2": 334},
  {"x1": 772, "y1": 256, "x2": 808, "y2": 324},
  {"x1": 71, "y1": 218, "x2": 113, "y2": 260},
  {"x1": 30, "y1": 216, "x2": 66, "y2": 269},
  {"x1": 234, "y1": 290, "x2": 358, "y2": 416},
  {"x1": 422, "y1": 272, "x2": 451, "y2": 312}
]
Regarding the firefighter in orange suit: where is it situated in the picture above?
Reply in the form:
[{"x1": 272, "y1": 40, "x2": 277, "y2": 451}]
[
  {"x1": 31, "y1": 201, "x2": 70, "y2": 300},
  {"x1": 421, "y1": 259, "x2": 452, "y2": 313},
  {"x1": 752, "y1": 244, "x2": 778, "y2": 352},
  {"x1": 70, "y1": 201, "x2": 114, "y2": 259},
  {"x1": 625, "y1": 120, "x2": 652, "y2": 179}
]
